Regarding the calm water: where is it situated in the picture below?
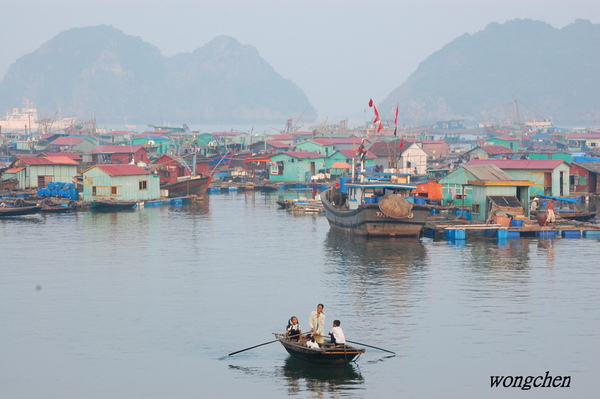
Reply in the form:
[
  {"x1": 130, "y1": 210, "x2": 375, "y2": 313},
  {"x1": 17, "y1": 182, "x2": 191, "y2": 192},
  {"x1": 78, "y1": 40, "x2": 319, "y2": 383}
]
[{"x1": 1, "y1": 193, "x2": 599, "y2": 398}]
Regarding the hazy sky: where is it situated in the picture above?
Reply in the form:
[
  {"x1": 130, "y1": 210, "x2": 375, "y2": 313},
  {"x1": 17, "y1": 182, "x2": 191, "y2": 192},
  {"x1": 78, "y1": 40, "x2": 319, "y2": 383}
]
[{"x1": 1, "y1": 0, "x2": 599, "y2": 126}]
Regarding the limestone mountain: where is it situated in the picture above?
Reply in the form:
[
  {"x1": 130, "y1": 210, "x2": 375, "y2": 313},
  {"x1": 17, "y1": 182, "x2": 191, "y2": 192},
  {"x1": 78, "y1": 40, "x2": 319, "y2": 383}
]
[
  {"x1": 0, "y1": 25, "x2": 316, "y2": 124},
  {"x1": 381, "y1": 19, "x2": 600, "y2": 126}
]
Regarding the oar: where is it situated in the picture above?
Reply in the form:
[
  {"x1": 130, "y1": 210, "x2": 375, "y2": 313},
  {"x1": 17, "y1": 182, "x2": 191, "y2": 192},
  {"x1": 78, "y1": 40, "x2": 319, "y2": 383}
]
[
  {"x1": 346, "y1": 340, "x2": 396, "y2": 355},
  {"x1": 228, "y1": 338, "x2": 280, "y2": 356}
]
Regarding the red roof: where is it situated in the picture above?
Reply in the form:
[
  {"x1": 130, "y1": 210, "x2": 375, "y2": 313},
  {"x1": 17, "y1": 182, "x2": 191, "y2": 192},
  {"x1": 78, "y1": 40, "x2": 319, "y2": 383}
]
[
  {"x1": 40, "y1": 152, "x2": 82, "y2": 160},
  {"x1": 91, "y1": 145, "x2": 145, "y2": 154},
  {"x1": 466, "y1": 159, "x2": 565, "y2": 169},
  {"x1": 92, "y1": 164, "x2": 151, "y2": 176},
  {"x1": 49, "y1": 136, "x2": 88, "y2": 145},
  {"x1": 18, "y1": 156, "x2": 79, "y2": 166},
  {"x1": 4, "y1": 167, "x2": 25, "y2": 173},
  {"x1": 266, "y1": 141, "x2": 291, "y2": 149},
  {"x1": 477, "y1": 145, "x2": 514, "y2": 155},
  {"x1": 271, "y1": 134, "x2": 294, "y2": 141}
]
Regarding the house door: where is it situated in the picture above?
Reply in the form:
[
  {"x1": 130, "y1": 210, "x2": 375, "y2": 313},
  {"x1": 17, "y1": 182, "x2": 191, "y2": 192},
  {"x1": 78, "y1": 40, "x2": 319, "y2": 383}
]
[
  {"x1": 544, "y1": 173, "x2": 552, "y2": 195},
  {"x1": 37, "y1": 175, "x2": 53, "y2": 188},
  {"x1": 591, "y1": 173, "x2": 598, "y2": 194}
]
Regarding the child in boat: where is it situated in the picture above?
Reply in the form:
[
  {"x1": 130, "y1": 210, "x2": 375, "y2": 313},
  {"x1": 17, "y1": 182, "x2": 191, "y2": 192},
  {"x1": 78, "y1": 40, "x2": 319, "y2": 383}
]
[
  {"x1": 305, "y1": 334, "x2": 320, "y2": 349},
  {"x1": 329, "y1": 320, "x2": 346, "y2": 346},
  {"x1": 286, "y1": 316, "x2": 302, "y2": 341}
]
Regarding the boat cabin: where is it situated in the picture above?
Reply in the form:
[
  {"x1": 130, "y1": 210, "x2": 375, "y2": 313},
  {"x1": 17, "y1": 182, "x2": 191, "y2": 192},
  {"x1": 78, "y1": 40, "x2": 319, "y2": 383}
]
[{"x1": 339, "y1": 177, "x2": 416, "y2": 210}]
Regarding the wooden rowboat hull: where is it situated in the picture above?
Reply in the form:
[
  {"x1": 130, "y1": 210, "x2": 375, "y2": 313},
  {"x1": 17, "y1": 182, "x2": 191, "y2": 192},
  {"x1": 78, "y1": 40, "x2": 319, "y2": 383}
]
[{"x1": 273, "y1": 333, "x2": 364, "y2": 365}]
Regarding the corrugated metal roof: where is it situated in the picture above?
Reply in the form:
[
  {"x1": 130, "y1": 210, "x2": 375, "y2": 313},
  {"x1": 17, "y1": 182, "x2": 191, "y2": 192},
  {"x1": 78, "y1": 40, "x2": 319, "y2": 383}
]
[
  {"x1": 466, "y1": 159, "x2": 565, "y2": 169},
  {"x1": 464, "y1": 164, "x2": 513, "y2": 181},
  {"x1": 271, "y1": 134, "x2": 294, "y2": 140},
  {"x1": 574, "y1": 161, "x2": 600, "y2": 174},
  {"x1": 18, "y1": 156, "x2": 79, "y2": 165},
  {"x1": 92, "y1": 164, "x2": 151, "y2": 176},
  {"x1": 478, "y1": 144, "x2": 514, "y2": 155},
  {"x1": 49, "y1": 136, "x2": 87, "y2": 145},
  {"x1": 91, "y1": 145, "x2": 145, "y2": 154},
  {"x1": 266, "y1": 141, "x2": 290, "y2": 148},
  {"x1": 4, "y1": 167, "x2": 25, "y2": 173},
  {"x1": 40, "y1": 152, "x2": 82, "y2": 160}
]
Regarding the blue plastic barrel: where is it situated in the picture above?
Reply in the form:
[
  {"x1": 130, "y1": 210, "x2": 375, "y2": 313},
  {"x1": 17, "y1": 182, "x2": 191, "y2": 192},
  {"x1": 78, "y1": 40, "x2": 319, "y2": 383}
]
[{"x1": 414, "y1": 197, "x2": 426, "y2": 205}]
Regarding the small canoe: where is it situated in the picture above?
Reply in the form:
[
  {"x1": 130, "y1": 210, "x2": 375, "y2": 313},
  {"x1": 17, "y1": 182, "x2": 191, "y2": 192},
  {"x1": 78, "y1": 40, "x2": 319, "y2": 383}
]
[{"x1": 273, "y1": 333, "x2": 364, "y2": 365}]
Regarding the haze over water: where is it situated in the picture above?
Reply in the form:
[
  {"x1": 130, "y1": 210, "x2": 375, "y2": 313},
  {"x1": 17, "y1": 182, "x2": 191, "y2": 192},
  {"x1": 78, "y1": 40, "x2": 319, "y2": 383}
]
[{"x1": 1, "y1": 193, "x2": 598, "y2": 398}]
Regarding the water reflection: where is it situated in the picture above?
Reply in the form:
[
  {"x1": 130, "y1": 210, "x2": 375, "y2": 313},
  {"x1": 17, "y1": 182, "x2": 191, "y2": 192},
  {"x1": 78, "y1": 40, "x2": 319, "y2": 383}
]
[{"x1": 279, "y1": 357, "x2": 364, "y2": 397}]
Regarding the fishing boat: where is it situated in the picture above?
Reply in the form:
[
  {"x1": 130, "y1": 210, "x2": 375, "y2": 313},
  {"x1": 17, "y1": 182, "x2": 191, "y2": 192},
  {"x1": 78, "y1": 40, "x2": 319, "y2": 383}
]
[
  {"x1": 272, "y1": 333, "x2": 364, "y2": 365},
  {"x1": 531, "y1": 194, "x2": 597, "y2": 222},
  {"x1": 160, "y1": 174, "x2": 212, "y2": 199},
  {"x1": 0, "y1": 205, "x2": 41, "y2": 217},
  {"x1": 91, "y1": 199, "x2": 138, "y2": 211},
  {"x1": 321, "y1": 176, "x2": 431, "y2": 237}
]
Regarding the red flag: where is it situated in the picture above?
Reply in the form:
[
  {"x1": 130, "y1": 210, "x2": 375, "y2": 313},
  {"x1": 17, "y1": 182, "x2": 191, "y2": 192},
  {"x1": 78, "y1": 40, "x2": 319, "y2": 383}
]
[
  {"x1": 368, "y1": 98, "x2": 373, "y2": 107},
  {"x1": 398, "y1": 137, "x2": 404, "y2": 149},
  {"x1": 372, "y1": 105, "x2": 381, "y2": 124},
  {"x1": 377, "y1": 123, "x2": 384, "y2": 133},
  {"x1": 394, "y1": 105, "x2": 399, "y2": 125}
]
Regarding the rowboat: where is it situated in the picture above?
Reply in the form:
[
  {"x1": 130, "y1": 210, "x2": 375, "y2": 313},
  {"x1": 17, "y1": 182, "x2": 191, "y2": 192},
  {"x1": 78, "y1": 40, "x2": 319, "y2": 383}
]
[
  {"x1": 0, "y1": 205, "x2": 42, "y2": 217},
  {"x1": 273, "y1": 333, "x2": 364, "y2": 365},
  {"x1": 321, "y1": 176, "x2": 431, "y2": 237}
]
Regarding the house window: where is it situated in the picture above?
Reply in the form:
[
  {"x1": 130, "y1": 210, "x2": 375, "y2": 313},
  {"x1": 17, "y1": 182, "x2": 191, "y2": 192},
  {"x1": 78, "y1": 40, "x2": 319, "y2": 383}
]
[
  {"x1": 139, "y1": 180, "x2": 148, "y2": 190},
  {"x1": 92, "y1": 186, "x2": 97, "y2": 196},
  {"x1": 471, "y1": 203, "x2": 481, "y2": 215},
  {"x1": 271, "y1": 161, "x2": 284, "y2": 175},
  {"x1": 111, "y1": 186, "x2": 119, "y2": 196}
]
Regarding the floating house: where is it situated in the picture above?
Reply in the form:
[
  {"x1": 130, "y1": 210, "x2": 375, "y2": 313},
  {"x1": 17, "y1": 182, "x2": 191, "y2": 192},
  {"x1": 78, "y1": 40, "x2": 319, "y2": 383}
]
[
  {"x1": 268, "y1": 151, "x2": 326, "y2": 182},
  {"x1": 368, "y1": 141, "x2": 428, "y2": 175},
  {"x1": 6, "y1": 156, "x2": 79, "y2": 189},
  {"x1": 466, "y1": 159, "x2": 570, "y2": 197},
  {"x1": 46, "y1": 135, "x2": 99, "y2": 153},
  {"x1": 570, "y1": 161, "x2": 600, "y2": 194},
  {"x1": 484, "y1": 136, "x2": 520, "y2": 152},
  {"x1": 87, "y1": 145, "x2": 149, "y2": 165},
  {"x1": 438, "y1": 164, "x2": 515, "y2": 206},
  {"x1": 464, "y1": 144, "x2": 514, "y2": 161},
  {"x1": 82, "y1": 164, "x2": 160, "y2": 202}
]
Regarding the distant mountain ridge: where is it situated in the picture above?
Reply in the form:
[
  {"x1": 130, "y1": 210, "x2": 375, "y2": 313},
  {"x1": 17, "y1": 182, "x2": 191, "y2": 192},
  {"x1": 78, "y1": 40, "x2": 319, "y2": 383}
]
[
  {"x1": 0, "y1": 25, "x2": 316, "y2": 124},
  {"x1": 381, "y1": 19, "x2": 600, "y2": 126}
]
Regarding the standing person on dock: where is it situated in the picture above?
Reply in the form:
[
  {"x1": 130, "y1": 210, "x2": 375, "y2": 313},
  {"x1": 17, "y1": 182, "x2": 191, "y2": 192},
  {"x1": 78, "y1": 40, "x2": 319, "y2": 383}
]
[
  {"x1": 546, "y1": 198, "x2": 556, "y2": 227},
  {"x1": 311, "y1": 180, "x2": 318, "y2": 199},
  {"x1": 308, "y1": 303, "x2": 326, "y2": 344}
]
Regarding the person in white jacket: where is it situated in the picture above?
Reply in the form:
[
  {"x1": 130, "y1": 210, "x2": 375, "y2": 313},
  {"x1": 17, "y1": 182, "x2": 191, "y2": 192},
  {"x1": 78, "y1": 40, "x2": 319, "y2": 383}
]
[{"x1": 308, "y1": 303, "x2": 326, "y2": 344}]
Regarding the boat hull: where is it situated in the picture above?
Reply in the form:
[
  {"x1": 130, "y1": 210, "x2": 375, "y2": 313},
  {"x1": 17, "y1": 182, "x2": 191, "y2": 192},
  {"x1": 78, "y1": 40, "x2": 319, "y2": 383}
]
[
  {"x1": 161, "y1": 176, "x2": 211, "y2": 199},
  {"x1": 321, "y1": 190, "x2": 430, "y2": 237},
  {"x1": 91, "y1": 200, "x2": 137, "y2": 211},
  {"x1": 274, "y1": 334, "x2": 364, "y2": 365},
  {"x1": 0, "y1": 205, "x2": 41, "y2": 217}
]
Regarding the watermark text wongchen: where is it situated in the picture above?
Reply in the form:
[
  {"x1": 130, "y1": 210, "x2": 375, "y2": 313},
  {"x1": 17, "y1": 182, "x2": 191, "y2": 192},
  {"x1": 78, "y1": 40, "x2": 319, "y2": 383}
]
[{"x1": 490, "y1": 371, "x2": 571, "y2": 390}]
